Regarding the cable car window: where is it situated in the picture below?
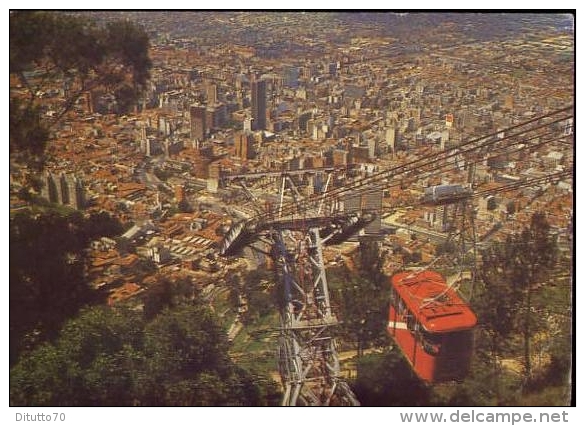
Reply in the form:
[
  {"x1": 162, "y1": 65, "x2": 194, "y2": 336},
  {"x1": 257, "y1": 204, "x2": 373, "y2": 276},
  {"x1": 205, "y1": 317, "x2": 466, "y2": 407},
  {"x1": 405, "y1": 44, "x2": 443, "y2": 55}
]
[
  {"x1": 421, "y1": 331, "x2": 442, "y2": 355},
  {"x1": 398, "y1": 299, "x2": 406, "y2": 316},
  {"x1": 392, "y1": 291, "x2": 406, "y2": 316},
  {"x1": 406, "y1": 314, "x2": 416, "y2": 332}
]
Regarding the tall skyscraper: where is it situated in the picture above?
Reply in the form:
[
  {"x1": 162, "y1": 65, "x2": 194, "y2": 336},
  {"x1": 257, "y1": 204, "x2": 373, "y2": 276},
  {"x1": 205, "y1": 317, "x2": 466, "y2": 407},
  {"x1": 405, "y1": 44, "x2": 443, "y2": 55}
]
[
  {"x1": 251, "y1": 78, "x2": 267, "y2": 131},
  {"x1": 57, "y1": 172, "x2": 69, "y2": 205},
  {"x1": 190, "y1": 105, "x2": 206, "y2": 141},
  {"x1": 43, "y1": 171, "x2": 58, "y2": 203},
  {"x1": 234, "y1": 131, "x2": 255, "y2": 160},
  {"x1": 67, "y1": 175, "x2": 85, "y2": 210},
  {"x1": 386, "y1": 127, "x2": 397, "y2": 152},
  {"x1": 206, "y1": 82, "x2": 218, "y2": 105},
  {"x1": 283, "y1": 66, "x2": 300, "y2": 88},
  {"x1": 42, "y1": 172, "x2": 84, "y2": 209}
]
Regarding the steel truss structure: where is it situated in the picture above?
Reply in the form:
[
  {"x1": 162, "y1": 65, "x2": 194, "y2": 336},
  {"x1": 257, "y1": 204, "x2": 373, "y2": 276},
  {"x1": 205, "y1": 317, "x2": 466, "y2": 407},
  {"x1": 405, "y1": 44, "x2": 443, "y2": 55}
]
[
  {"x1": 434, "y1": 198, "x2": 478, "y2": 301},
  {"x1": 220, "y1": 169, "x2": 374, "y2": 405},
  {"x1": 273, "y1": 226, "x2": 358, "y2": 406}
]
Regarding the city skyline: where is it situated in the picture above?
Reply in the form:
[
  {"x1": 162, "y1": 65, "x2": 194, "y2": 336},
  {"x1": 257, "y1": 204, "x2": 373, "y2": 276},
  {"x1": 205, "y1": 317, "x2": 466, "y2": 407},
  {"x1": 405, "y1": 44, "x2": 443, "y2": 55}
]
[{"x1": 9, "y1": 11, "x2": 574, "y2": 410}]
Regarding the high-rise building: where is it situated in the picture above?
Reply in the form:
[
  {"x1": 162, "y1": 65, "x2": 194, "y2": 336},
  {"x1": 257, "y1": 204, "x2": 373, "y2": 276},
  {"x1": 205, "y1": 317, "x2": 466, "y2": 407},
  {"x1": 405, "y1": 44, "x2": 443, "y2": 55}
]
[
  {"x1": 190, "y1": 104, "x2": 206, "y2": 141},
  {"x1": 158, "y1": 115, "x2": 173, "y2": 136},
  {"x1": 445, "y1": 113, "x2": 454, "y2": 128},
  {"x1": 234, "y1": 131, "x2": 255, "y2": 160},
  {"x1": 214, "y1": 103, "x2": 227, "y2": 128},
  {"x1": 207, "y1": 162, "x2": 221, "y2": 193},
  {"x1": 205, "y1": 108, "x2": 215, "y2": 131},
  {"x1": 144, "y1": 138, "x2": 162, "y2": 157},
  {"x1": 57, "y1": 172, "x2": 69, "y2": 205},
  {"x1": 328, "y1": 62, "x2": 337, "y2": 76},
  {"x1": 42, "y1": 172, "x2": 84, "y2": 209},
  {"x1": 67, "y1": 175, "x2": 85, "y2": 210},
  {"x1": 243, "y1": 117, "x2": 253, "y2": 133},
  {"x1": 332, "y1": 149, "x2": 348, "y2": 166},
  {"x1": 206, "y1": 82, "x2": 218, "y2": 105},
  {"x1": 283, "y1": 66, "x2": 300, "y2": 88},
  {"x1": 386, "y1": 127, "x2": 397, "y2": 152},
  {"x1": 367, "y1": 139, "x2": 377, "y2": 159},
  {"x1": 251, "y1": 78, "x2": 267, "y2": 131},
  {"x1": 43, "y1": 172, "x2": 58, "y2": 203}
]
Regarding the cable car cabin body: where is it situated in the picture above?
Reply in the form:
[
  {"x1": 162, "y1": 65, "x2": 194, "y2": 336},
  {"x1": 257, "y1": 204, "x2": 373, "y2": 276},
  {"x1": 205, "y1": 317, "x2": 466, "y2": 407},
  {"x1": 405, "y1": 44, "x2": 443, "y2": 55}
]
[
  {"x1": 422, "y1": 184, "x2": 472, "y2": 205},
  {"x1": 387, "y1": 271, "x2": 477, "y2": 383}
]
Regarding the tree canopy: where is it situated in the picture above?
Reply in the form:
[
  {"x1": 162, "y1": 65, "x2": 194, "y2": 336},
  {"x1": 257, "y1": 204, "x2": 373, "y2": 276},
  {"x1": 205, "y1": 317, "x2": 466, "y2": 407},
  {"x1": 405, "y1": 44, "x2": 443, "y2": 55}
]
[
  {"x1": 10, "y1": 304, "x2": 281, "y2": 406},
  {"x1": 10, "y1": 11, "x2": 151, "y2": 179},
  {"x1": 10, "y1": 210, "x2": 123, "y2": 365},
  {"x1": 351, "y1": 349, "x2": 430, "y2": 406},
  {"x1": 329, "y1": 240, "x2": 390, "y2": 355},
  {"x1": 10, "y1": 11, "x2": 151, "y2": 110},
  {"x1": 470, "y1": 212, "x2": 570, "y2": 404}
]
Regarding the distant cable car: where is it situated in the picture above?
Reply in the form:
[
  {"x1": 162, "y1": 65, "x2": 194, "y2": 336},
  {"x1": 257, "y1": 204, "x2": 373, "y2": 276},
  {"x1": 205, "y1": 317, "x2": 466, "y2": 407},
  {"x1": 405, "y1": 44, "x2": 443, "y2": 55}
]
[
  {"x1": 421, "y1": 184, "x2": 472, "y2": 205},
  {"x1": 387, "y1": 270, "x2": 477, "y2": 383}
]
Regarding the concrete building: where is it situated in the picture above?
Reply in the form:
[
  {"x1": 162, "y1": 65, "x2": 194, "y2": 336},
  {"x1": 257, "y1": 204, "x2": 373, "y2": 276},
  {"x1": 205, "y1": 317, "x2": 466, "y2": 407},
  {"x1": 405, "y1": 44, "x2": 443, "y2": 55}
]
[
  {"x1": 150, "y1": 245, "x2": 171, "y2": 264},
  {"x1": 234, "y1": 131, "x2": 256, "y2": 160},
  {"x1": 42, "y1": 172, "x2": 84, "y2": 209},
  {"x1": 386, "y1": 127, "x2": 397, "y2": 152},
  {"x1": 251, "y1": 78, "x2": 267, "y2": 131},
  {"x1": 332, "y1": 149, "x2": 348, "y2": 166},
  {"x1": 57, "y1": 172, "x2": 69, "y2": 205},
  {"x1": 42, "y1": 171, "x2": 58, "y2": 203},
  {"x1": 67, "y1": 175, "x2": 85, "y2": 209},
  {"x1": 283, "y1": 66, "x2": 300, "y2": 88},
  {"x1": 190, "y1": 104, "x2": 206, "y2": 141},
  {"x1": 206, "y1": 82, "x2": 218, "y2": 105},
  {"x1": 207, "y1": 162, "x2": 221, "y2": 193}
]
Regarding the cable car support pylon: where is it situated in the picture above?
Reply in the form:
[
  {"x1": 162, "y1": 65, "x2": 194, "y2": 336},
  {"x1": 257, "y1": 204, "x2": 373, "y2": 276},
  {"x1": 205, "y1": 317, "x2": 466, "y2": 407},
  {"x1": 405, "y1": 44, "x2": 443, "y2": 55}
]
[{"x1": 220, "y1": 169, "x2": 373, "y2": 405}]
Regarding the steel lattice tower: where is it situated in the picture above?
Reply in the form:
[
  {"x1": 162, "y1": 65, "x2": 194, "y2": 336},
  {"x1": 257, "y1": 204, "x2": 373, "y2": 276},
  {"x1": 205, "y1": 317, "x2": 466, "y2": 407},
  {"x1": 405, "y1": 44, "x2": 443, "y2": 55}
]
[
  {"x1": 220, "y1": 169, "x2": 374, "y2": 406},
  {"x1": 273, "y1": 227, "x2": 358, "y2": 405}
]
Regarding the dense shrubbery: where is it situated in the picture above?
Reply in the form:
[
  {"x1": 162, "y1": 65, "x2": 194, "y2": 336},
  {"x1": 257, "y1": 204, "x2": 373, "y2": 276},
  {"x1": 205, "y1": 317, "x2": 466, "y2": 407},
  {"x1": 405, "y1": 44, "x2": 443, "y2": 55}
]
[
  {"x1": 10, "y1": 304, "x2": 281, "y2": 406},
  {"x1": 10, "y1": 210, "x2": 123, "y2": 365}
]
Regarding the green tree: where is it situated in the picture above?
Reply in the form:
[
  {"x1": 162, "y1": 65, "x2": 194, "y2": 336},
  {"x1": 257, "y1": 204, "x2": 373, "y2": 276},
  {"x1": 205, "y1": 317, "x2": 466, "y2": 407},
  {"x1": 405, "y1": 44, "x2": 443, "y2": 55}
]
[
  {"x1": 141, "y1": 304, "x2": 232, "y2": 404},
  {"x1": 10, "y1": 306, "x2": 144, "y2": 406},
  {"x1": 477, "y1": 212, "x2": 559, "y2": 389},
  {"x1": 527, "y1": 246, "x2": 572, "y2": 402},
  {"x1": 9, "y1": 98, "x2": 49, "y2": 180},
  {"x1": 10, "y1": 211, "x2": 94, "y2": 365},
  {"x1": 358, "y1": 236, "x2": 385, "y2": 283},
  {"x1": 10, "y1": 11, "x2": 151, "y2": 188},
  {"x1": 142, "y1": 276, "x2": 197, "y2": 321},
  {"x1": 10, "y1": 209, "x2": 127, "y2": 365},
  {"x1": 11, "y1": 304, "x2": 281, "y2": 406},
  {"x1": 10, "y1": 12, "x2": 151, "y2": 119},
  {"x1": 341, "y1": 239, "x2": 390, "y2": 355},
  {"x1": 351, "y1": 349, "x2": 430, "y2": 406},
  {"x1": 239, "y1": 269, "x2": 274, "y2": 324},
  {"x1": 331, "y1": 265, "x2": 390, "y2": 356},
  {"x1": 10, "y1": 342, "x2": 69, "y2": 406},
  {"x1": 430, "y1": 347, "x2": 523, "y2": 406},
  {"x1": 226, "y1": 273, "x2": 242, "y2": 307},
  {"x1": 141, "y1": 304, "x2": 280, "y2": 406},
  {"x1": 476, "y1": 235, "x2": 524, "y2": 403},
  {"x1": 82, "y1": 211, "x2": 124, "y2": 240},
  {"x1": 519, "y1": 213, "x2": 558, "y2": 380}
]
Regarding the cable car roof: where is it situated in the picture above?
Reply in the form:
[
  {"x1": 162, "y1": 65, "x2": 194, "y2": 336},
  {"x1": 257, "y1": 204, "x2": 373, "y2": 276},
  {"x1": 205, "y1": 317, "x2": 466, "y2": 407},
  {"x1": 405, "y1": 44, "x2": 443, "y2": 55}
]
[{"x1": 391, "y1": 270, "x2": 477, "y2": 333}]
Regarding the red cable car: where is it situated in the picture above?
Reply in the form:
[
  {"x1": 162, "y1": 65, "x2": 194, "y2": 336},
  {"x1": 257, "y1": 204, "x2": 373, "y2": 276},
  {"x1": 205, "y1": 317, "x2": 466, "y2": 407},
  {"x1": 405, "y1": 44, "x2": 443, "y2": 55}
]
[{"x1": 387, "y1": 270, "x2": 477, "y2": 383}]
